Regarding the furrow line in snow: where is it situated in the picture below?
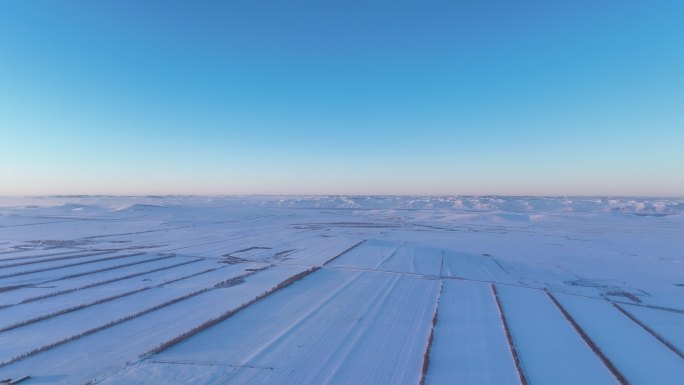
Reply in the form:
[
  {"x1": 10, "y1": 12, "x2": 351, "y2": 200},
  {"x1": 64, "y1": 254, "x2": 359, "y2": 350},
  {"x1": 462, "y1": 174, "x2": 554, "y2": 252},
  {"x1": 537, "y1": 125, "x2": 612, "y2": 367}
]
[
  {"x1": 0, "y1": 267, "x2": 272, "y2": 368},
  {"x1": 0, "y1": 248, "x2": 34, "y2": 256},
  {"x1": 322, "y1": 240, "x2": 365, "y2": 265},
  {"x1": 233, "y1": 270, "x2": 399, "y2": 372},
  {"x1": 0, "y1": 248, "x2": 102, "y2": 262},
  {"x1": 0, "y1": 265, "x2": 226, "y2": 333},
  {"x1": 304, "y1": 274, "x2": 410, "y2": 385},
  {"x1": 17, "y1": 258, "x2": 202, "y2": 305},
  {"x1": 419, "y1": 280, "x2": 443, "y2": 385},
  {"x1": 145, "y1": 240, "x2": 367, "y2": 357},
  {"x1": 82, "y1": 225, "x2": 192, "y2": 240},
  {"x1": 41, "y1": 255, "x2": 176, "y2": 284},
  {"x1": 320, "y1": 264, "x2": 439, "y2": 278},
  {"x1": 0, "y1": 219, "x2": 85, "y2": 228},
  {"x1": 546, "y1": 291, "x2": 629, "y2": 385},
  {"x1": 613, "y1": 303, "x2": 684, "y2": 360},
  {"x1": 150, "y1": 229, "x2": 314, "y2": 259},
  {"x1": 0, "y1": 250, "x2": 122, "y2": 269},
  {"x1": 321, "y1": 263, "x2": 684, "y2": 315},
  {"x1": 141, "y1": 266, "x2": 316, "y2": 357},
  {"x1": 492, "y1": 284, "x2": 528, "y2": 385},
  {"x1": 610, "y1": 302, "x2": 684, "y2": 315},
  {"x1": 0, "y1": 253, "x2": 146, "y2": 279},
  {"x1": 320, "y1": 263, "x2": 684, "y2": 314},
  {"x1": 438, "y1": 249, "x2": 445, "y2": 277},
  {"x1": 0, "y1": 256, "x2": 185, "y2": 302},
  {"x1": 377, "y1": 242, "x2": 404, "y2": 266}
]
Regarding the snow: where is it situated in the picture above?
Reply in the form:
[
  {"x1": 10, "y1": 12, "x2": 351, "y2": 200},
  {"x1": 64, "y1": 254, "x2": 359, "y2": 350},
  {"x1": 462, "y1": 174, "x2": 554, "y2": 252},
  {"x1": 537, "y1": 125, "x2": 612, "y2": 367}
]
[
  {"x1": 425, "y1": 280, "x2": 520, "y2": 385},
  {"x1": 622, "y1": 305, "x2": 684, "y2": 357},
  {"x1": 554, "y1": 293, "x2": 684, "y2": 384},
  {"x1": 496, "y1": 286, "x2": 621, "y2": 385},
  {"x1": 105, "y1": 269, "x2": 440, "y2": 385},
  {"x1": 0, "y1": 195, "x2": 682, "y2": 384},
  {"x1": 441, "y1": 250, "x2": 512, "y2": 283}
]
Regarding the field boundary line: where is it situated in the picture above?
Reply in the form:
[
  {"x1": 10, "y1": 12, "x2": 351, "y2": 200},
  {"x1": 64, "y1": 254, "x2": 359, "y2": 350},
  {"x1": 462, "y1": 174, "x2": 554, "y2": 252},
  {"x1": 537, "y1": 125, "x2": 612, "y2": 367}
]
[
  {"x1": 613, "y1": 303, "x2": 684, "y2": 360},
  {"x1": 141, "y1": 266, "x2": 317, "y2": 357},
  {"x1": 322, "y1": 240, "x2": 365, "y2": 266},
  {"x1": 0, "y1": 250, "x2": 112, "y2": 265},
  {"x1": 491, "y1": 284, "x2": 528, "y2": 385},
  {"x1": 145, "y1": 240, "x2": 366, "y2": 357},
  {"x1": 16, "y1": 259, "x2": 202, "y2": 305},
  {"x1": 547, "y1": 291, "x2": 629, "y2": 385},
  {"x1": 0, "y1": 267, "x2": 272, "y2": 368},
  {"x1": 0, "y1": 264, "x2": 231, "y2": 333},
  {"x1": 0, "y1": 253, "x2": 145, "y2": 279},
  {"x1": 419, "y1": 280, "x2": 443, "y2": 385}
]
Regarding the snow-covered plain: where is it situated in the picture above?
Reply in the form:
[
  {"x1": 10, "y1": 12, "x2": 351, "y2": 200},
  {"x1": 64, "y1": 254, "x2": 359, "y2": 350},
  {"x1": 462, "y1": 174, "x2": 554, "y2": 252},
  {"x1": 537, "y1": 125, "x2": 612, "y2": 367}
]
[{"x1": 0, "y1": 195, "x2": 682, "y2": 385}]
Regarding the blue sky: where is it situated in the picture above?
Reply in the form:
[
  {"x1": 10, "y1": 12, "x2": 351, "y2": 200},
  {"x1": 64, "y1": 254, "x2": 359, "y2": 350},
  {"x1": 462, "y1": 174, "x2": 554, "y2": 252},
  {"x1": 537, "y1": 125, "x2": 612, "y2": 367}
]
[{"x1": 1, "y1": 0, "x2": 682, "y2": 195}]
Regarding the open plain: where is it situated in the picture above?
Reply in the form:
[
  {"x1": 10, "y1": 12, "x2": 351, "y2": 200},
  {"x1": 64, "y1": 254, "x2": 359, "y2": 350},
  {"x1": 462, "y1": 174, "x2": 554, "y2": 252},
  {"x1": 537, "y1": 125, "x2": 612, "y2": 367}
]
[{"x1": 0, "y1": 196, "x2": 682, "y2": 385}]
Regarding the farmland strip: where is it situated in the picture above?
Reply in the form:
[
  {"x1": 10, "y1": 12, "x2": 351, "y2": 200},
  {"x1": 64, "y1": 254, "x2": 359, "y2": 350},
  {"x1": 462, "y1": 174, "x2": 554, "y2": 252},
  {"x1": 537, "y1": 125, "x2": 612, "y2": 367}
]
[
  {"x1": 18, "y1": 258, "x2": 202, "y2": 304},
  {"x1": 322, "y1": 240, "x2": 365, "y2": 265},
  {"x1": 0, "y1": 265, "x2": 225, "y2": 333},
  {"x1": 0, "y1": 267, "x2": 272, "y2": 367},
  {"x1": 0, "y1": 250, "x2": 118, "y2": 269},
  {"x1": 491, "y1": 284, "x2": 528, "y2": 385},
  {"x1": 0, "y1": 253, "x2": 145, "y2": 279},
  {"x1": 0, "y1": 249, "x2": 96, "y2": 262},
  {"x1": 43, "y1": 255, "x2": 175, "y2": 283},
  {"x1": 419, "y1": 281, "x2": 443, "y2": 385},
  {"x1": 547, "y1": 291, "x2": 629, "y2": 385},
  {"x1": 0, "y1": 255, "x2": 183, "y2": 300},
  {"x1": 142, "y1": 266, "x2": 316, "y2": 357},
  {"x1": 146, "y1": 241, "x2": 366, "y2": 357},
  {"x1": 613, "y1": 303, "x2": 684, "y2": 360}
]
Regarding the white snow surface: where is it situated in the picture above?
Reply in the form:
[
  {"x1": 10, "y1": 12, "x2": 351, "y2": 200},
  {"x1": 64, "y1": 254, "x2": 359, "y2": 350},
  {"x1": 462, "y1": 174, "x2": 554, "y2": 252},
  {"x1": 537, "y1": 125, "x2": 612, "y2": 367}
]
[{"x1": 0, "y1": 195, "x2": 682, "y2": 385}]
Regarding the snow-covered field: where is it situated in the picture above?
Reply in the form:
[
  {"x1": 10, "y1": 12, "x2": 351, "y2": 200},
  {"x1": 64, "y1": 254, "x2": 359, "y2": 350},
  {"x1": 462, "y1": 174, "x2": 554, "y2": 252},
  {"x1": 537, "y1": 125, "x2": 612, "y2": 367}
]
[{"x1": 0, "y1": 196, "x2": 682, "y2": 385}]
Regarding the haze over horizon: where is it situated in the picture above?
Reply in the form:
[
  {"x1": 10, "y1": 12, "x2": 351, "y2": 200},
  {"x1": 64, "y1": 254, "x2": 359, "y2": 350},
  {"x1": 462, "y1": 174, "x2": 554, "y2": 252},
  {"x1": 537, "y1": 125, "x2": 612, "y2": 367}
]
[{"x1": 2, "y1": 1, "x2": 683, "y2": 196}]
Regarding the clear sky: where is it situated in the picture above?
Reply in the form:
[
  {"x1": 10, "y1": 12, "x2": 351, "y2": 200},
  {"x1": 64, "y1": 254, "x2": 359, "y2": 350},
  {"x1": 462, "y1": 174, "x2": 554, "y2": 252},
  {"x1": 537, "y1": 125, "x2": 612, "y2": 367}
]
[{"x1": 1, "y1": 1, "x2": 683, "y2": 196}]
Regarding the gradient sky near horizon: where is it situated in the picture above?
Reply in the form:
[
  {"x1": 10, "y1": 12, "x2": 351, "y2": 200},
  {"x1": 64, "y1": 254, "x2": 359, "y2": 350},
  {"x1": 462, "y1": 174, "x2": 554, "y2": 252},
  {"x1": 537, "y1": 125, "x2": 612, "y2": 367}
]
[{"x1": 1, "y1": 0, "x2": 683, "y2": 196}]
